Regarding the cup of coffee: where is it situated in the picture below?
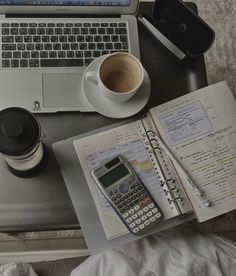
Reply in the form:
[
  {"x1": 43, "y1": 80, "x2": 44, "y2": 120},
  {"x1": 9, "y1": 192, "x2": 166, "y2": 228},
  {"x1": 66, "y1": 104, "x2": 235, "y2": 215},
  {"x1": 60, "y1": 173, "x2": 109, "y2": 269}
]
[{"x1": 85, "y1": 52, "x2": 144, "y2": 103}]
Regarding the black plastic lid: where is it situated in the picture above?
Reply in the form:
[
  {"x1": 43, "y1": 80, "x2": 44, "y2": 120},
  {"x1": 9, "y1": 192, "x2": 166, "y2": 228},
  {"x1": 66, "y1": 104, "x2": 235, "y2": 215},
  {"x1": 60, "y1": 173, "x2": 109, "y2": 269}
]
[
  {"x1": 153, "y1": 0, "x2": 215, "y2": 57},
  {"x1": 0, "y1": 107, "x2": 40, "y2": 156}
]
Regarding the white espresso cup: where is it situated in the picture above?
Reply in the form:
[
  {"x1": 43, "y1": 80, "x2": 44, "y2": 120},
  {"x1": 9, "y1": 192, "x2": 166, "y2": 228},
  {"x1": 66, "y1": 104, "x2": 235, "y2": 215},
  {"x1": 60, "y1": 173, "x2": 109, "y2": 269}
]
[{"x1": 85, "y1": 52, "x2": 144, "y2": 103}]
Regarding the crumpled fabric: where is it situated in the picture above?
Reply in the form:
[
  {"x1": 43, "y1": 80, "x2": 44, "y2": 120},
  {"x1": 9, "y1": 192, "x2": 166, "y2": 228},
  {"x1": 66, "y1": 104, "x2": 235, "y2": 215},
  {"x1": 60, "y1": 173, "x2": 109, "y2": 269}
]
[
  {"x1": 71, "y1": 225, "x2": 236, "y2": 276},
  {"x1": 0, "y1": 262, "x2": 38, "y2": 276}
]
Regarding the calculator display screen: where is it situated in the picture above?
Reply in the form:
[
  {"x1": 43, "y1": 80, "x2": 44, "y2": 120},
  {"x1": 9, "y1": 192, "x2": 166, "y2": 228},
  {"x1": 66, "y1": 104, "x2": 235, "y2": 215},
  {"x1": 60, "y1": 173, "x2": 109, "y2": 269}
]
[{"x1": 99, "y1": 164, "x2": 129, "y2": 188}]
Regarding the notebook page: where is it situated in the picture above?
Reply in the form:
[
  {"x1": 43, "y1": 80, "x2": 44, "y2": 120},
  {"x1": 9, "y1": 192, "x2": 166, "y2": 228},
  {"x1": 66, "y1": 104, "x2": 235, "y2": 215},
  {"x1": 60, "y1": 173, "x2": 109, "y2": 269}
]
[
  {"x1": 73, "y1": 120, "x2": 179, "y2": 240},
  {"x1": 149, "y1": 81, "x2": 236, "y2": 222}
]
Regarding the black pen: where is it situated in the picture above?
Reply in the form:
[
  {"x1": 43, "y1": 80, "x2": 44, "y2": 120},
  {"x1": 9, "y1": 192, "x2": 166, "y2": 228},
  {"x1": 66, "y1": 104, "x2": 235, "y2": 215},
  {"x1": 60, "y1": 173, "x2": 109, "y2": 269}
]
[{"x1": 138, "y1": 14, "x2": 186, "y2": 60}]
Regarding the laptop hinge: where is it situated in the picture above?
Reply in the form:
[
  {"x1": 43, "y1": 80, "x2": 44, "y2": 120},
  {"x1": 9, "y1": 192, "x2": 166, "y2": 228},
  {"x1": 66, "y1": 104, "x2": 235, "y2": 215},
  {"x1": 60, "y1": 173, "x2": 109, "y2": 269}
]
[{"x1": 5, "y1": 14, "x2": 121, "y2": 18}]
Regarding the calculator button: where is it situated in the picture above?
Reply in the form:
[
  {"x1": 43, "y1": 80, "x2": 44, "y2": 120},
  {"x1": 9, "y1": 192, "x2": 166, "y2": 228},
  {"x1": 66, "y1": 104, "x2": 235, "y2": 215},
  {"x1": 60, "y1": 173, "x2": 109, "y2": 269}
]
[
  {"x1": 137, "y1": 210, "x2": 143, "y2": 216},
  {"x1": 132, "y1": 214, "x2": 138, "y2": 220},
  {"x1": 141, "y1": 215, "x2": 147, "y2": 221},
  {"x1": 133, "y1": 228, "x2": 139, "y2": 233},
  {"x1": 129, "y1": 192, "x2": 133, "y2": 196},
  {"x1": 124, "y1": 195, "x2": 129, "y2": 199},
  {"x1": 130, "y1": 184, "x2": 135, "y2": 189},
  {"x1": 130, "y1": 222, "x2": 135, "y2": 228},
  {"x1": 120, "y1": 208, "x2": 125, "y2": 213},
  {"x1": 125, "y1": 206, "x2": 129, "y2": 210},
  {"x1": 135, "y1": 219, "x2": 141, "y2": 224},
  {"x1": 147, "y1": 211, "x2": 152, "y2": 217},
  {"x1": 134, "y1": 205, "x2": 139, "y2": 211},
  {"x1": 150, "y1": 217, "x2": 156, "y2": 222},
  {"x1": 155, "y1": 212, "x2": 161, "y2": 218},
  {"x1": 117, "y1": 194, "x2": 121, "y2": 198},
  {"x1": 148, "y1": 203, "x2": 155, "y2": 208},
  {"x1": 152, "y1": 208, "x2": 158, "y2": 214},
  {"x1": 119, "y1": 183, "x2": 129, "y2": 193},
  {"x1": 120, "y1": 198, "x2": 124, "y2": 202},
  {"x1": 143, "y1": 207, "x2": 149, "y2": 212},
  {"x1": 138, "y1": 224, "x2": 145, "y2": 229},
  {"x1": 123, "y1": 212, "x2": 129, "y2": 218},
  {"x1": 144, "y1": 220, "x2": 150, "y2": 226},
  {"x1": 138, "y1": 186, "x2": 142, "y2": 190},
  {"x1": 126, "y1": 217, "x2": 132, "y2": 223},
  {"x1": 111, "y1": 197, "x2": 116, "y2": 201},
  {"x1": 128, "y1": 209, "x2": 134, "y2": 215}
]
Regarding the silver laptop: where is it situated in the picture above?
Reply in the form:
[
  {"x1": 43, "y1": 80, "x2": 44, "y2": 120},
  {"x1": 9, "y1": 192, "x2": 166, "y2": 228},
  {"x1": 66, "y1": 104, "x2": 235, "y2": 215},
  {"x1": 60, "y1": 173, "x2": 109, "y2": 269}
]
[{"x1": 0, "y1": 0, "x2": 140, "y2": 113}]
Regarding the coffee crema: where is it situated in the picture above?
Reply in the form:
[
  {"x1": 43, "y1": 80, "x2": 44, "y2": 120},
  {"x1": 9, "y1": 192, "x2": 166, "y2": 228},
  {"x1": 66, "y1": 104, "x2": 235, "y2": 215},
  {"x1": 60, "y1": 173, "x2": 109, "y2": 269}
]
[{"x1": 102, "y1": 70, "x2": 136, "y2": 93}]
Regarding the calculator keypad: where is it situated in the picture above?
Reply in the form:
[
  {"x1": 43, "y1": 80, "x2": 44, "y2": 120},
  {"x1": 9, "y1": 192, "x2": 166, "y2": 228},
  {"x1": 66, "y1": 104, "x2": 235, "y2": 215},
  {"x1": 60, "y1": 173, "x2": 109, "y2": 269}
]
[{"x1": 110, "y1": 180, "x2": 162, "y2": 235}]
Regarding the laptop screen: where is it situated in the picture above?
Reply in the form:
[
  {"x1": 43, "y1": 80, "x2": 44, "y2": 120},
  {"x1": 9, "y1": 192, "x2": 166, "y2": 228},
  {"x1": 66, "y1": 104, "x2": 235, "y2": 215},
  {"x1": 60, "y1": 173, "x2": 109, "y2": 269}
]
[{"x1": 0, "y1": 0, "x2": 131, "y2": 6}]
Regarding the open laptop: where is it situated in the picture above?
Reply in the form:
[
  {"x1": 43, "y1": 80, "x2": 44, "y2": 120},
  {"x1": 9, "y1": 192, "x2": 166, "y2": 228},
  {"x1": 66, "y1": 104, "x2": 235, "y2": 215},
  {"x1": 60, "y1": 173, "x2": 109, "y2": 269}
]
[{"x1": 0, "y1": 0, "x2": 140, "y2": 113}]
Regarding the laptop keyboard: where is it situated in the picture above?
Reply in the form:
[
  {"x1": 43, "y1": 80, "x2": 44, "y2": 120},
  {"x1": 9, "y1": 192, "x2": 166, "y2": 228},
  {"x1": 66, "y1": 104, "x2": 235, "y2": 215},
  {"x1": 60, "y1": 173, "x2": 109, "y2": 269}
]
[{"x1": 1, "y1": 22, "x2": 129, "y2": 69}]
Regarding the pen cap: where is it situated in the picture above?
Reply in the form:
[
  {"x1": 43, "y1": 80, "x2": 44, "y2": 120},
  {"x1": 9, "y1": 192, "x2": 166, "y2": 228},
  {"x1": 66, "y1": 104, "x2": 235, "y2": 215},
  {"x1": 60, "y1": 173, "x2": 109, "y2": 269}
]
[{"x1": 152, "y1": 0, "x2": 215, "y2": 57}]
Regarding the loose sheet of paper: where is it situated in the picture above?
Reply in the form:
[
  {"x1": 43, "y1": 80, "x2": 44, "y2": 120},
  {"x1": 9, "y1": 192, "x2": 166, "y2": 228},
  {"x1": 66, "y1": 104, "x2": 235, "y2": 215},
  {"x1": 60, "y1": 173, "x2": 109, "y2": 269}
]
[
  {"x1": 74, "y1": 120, "x2": 177, "y2": 239},
  {"x1": 150, "y1": 81, "x2": 236, "y2": 222}
]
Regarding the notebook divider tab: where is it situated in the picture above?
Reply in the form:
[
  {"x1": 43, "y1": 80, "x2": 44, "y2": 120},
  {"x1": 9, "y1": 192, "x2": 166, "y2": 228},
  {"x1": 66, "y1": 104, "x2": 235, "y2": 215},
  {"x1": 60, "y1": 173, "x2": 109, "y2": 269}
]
[{"x1": 140, "y1": 117, "x2": 182, "y2": 214}]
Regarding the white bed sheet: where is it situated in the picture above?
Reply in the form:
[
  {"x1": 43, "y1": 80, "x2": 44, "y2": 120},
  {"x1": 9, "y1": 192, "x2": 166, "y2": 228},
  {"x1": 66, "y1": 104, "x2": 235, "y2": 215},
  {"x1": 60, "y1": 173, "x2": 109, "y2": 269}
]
[
  {"x1": 71, "y1": 225, "x2": 236, "y2": 276},
  {"x1": 1, "y1": 225, "x2": 235, "y2": 276}
]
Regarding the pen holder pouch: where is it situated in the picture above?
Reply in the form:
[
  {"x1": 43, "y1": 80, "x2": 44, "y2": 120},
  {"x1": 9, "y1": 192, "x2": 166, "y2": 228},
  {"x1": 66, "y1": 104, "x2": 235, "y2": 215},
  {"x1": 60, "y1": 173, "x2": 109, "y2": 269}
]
[{"x1": 152, "y1": 0, "x2": 215, "y2": 58}]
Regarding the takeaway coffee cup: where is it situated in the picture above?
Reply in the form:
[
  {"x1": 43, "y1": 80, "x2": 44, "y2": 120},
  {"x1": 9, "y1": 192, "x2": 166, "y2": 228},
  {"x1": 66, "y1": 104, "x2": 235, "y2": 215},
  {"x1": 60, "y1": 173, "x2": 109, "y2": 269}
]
[
  {"x1": 0, "y1": 107, "x2": 47, "y2": 178},
  {"x1": 85, "y1": 52, "x2": 144, "y2": 103}
]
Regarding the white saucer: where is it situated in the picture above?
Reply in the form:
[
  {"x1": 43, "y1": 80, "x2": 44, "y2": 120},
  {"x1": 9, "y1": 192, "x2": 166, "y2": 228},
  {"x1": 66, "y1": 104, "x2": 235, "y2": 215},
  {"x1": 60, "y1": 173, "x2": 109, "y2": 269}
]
[{"x1": 82, "y1": 55, "x2": 151, "y2": 118}]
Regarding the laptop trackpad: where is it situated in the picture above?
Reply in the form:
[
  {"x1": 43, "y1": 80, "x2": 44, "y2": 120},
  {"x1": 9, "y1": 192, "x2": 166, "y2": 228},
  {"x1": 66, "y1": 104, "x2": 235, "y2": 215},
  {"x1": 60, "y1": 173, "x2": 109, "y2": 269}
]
[{"x1": 42, "y1": 73, "x2": 82, "y2": 108}]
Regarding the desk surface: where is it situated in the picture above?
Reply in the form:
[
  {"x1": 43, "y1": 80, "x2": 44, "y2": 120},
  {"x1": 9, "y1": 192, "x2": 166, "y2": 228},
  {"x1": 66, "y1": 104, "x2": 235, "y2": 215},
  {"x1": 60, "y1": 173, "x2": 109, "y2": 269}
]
[{"x1": 0, "y1": 2, "x2": 207, "y2": 232}]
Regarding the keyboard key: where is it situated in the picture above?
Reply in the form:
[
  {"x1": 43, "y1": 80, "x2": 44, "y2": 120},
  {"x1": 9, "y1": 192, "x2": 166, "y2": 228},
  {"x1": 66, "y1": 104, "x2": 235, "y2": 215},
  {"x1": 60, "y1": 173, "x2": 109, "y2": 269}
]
[
  {"x1": 31, "y1": 51, "x2": 39, "y2": 58},
  {"x1": 24, "y1": 36, "x2": 32, "y2": 43},
  {"x1": 72, "y1": 28, "x2": 80, "y2": 34},
  {"x1": 15, "y1": 36, "x2": 23, "y2": 42},
  {"x1": 67, "y1": 51, "x2": 74, "y2": 58},
  {"x1": 55, "y1": 28, "x2": 63, "y2": 35},
  {"x1": 29, "y1": 59, "x2": 39, "y2": 67},
  {"x1": 85, "y1": 59, "x2": 93, "y2": 66},
  {"x1": 11, "y1": 59, "x2": 19, "y2": 68},
  {"x1": 2, "y1": 59, "x2": 10, "y2": 68},
  {"x1": 93, "y1": 51, "x2": 101, "y2": 57},
  {"x1": 20, "y1": 59, "x2": 28, "y2": 67},
  {"x1": 44, "y1": 44, "x2": 52, "y2": 50},
  {"x1": 35, "y1": 43, "x2": 43, "y2": 50},
  {"x1": 42, "y1": 35, "x2": 50, "y2": 43},
  {"x1": 41, "y1": 59, "x2": 84, "y2": 67},
  {"x1": 81, "y1": 28, "x2": 88, "y2": 34},
  {"x1": 75, "y1": 51, "x2": 83, "y2": 57},
  {"x1": 62, "y1": 43, "x2": 70, "y2": 50},
  {"x1": 58, "y1": 51, "x2": 66, "y2": 58},
  {"x1": 89, "y1": 28, "x2": 97, "y2": 34},
  {"x1": 26, "y1": 43, "x2": 34, "y2": 50},
  {"x1": 2, "y1": 36, "x2": 14, "y2": 43},
  {"x1": 22, "y1": 51, "x2": 30, "y2": 58},
  {"x1": 2, "y1": 28, "x2": 9, "y2": 35},
  {"x1": 84, "y1": 51, "x2": 92, "y2": 57},
  {"x1": 2, "y1": 52, "x2": 12, "y2": 58},
  {"x1": 51, "y1": 36, "x2": 59, "y2": 42},
  {"x1": 28, "y1": 28, "x2": 36, "y2": 35},
  {"x1": 37, "y1": 28, "x2": 45, "y2": 35},
  {"x1": 115, "y1": 28, "x2": 127, "y2": 34},
  {"x1": 13, "y1": 51, "x2": 21, "y2": 58},
  {"x1": 53, "y1": 43, "x2": 61, "y2": 50},
  {"x1": 10, "y1": 28, "x2": 18, "y2": 35},
  {"x1": 40, "y1": 51, "x2": 48, "y2": 58},
  {"x1": 68, "y1": 36, "x2": 76, "y2": 42},
  {"x1": 2, "y1": 44, "x2": 16, "y2": 51},
  {"x1": 98, "y1": 28, "x2": 105, "y2": 34},
  {"x1": 19, "y1": 28, "x2": 27, "y2": 35},
  {"x1": 33, "y1": 36, "x2": 41, "y2": 42},
  {"x1": 49, "y1": 51, "x2": 57, "y2": 58},
  {"x1": 71, "y1": 43, "x2": 78, "y2": 50},
  {"x1": 77, "y1": 36, "x2": 84, "y2": 42},
  {"x1": 20, "y1": 23, "x2": 28, "y2": 27}
]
